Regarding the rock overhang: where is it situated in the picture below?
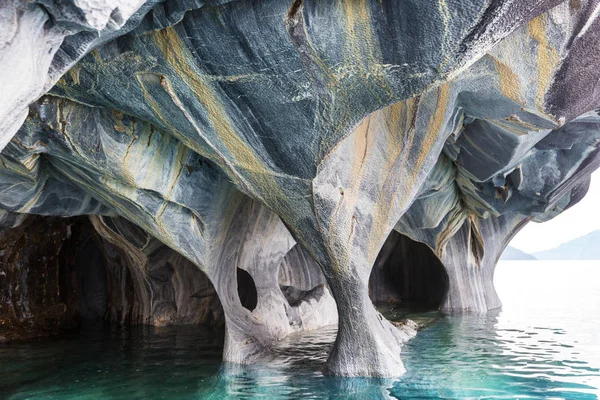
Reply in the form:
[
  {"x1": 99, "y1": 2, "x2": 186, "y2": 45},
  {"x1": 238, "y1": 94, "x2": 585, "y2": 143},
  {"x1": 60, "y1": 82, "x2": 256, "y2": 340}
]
[{"x1": 1, "y1": 0, "x2": 600, "y2": 378}]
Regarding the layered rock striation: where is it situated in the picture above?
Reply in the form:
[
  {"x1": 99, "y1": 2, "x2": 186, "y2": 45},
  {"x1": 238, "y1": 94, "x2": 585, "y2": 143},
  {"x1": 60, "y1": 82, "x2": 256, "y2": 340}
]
[{"x1": 1, "y1": 0, "x2": 600, "y2": 377}]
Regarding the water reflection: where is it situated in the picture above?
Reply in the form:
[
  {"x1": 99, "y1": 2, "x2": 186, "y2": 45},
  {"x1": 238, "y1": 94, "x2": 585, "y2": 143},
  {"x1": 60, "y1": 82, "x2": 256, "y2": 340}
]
[
  {"x1": 1, "y1": 261, "x2": 599, "y2": 399},
  {"x1": 394, "y1": 311, "x2": 600, "y2": 399},
  {"x1": 194, "y1": 305, "x2": 599, "y2": 399},
  {"x1": 197, "y1": 326, "x2": 396, "y2": 399},
  {"x1": 198, "y1": 364, "x2": 397, "y2": 399}
]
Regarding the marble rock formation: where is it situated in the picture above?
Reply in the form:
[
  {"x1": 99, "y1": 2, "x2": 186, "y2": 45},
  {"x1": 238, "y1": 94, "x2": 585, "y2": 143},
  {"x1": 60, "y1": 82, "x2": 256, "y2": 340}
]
[
  {"x1": 0, "y1": 213, "x2": 225, "y2": 341},
  {"x1": 0, "y1": 0, "x2": 150, "y2": 149},
  {"x1": 2, "y1": 0, "x2": 600, "y2": 378},
  {"x1": 0, "y1": 215, "x2": 88, "y2": 341}
]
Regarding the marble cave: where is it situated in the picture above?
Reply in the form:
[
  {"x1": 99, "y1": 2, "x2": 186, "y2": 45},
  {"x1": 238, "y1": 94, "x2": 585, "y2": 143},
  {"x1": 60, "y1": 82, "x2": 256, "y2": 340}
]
[{"x1": 1, "y1": 0, "x2": 600, "y2": 379}]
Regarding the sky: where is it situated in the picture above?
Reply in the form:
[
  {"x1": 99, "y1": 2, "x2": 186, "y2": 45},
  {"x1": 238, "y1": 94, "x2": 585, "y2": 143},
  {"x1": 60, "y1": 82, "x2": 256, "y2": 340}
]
[{"x1": 510, "y1": 172, "x2": 600, "y2": 254}]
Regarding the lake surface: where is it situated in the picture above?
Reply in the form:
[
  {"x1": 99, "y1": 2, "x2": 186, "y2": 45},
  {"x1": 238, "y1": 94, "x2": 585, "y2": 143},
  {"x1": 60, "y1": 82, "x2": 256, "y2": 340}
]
[{"x1": 1, "y1": 261, "x2": 599, "y2": 399}]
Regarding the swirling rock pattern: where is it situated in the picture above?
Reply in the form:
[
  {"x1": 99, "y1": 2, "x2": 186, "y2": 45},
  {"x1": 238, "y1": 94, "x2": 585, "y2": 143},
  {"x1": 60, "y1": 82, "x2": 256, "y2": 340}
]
[
  {"x1": 0, "y1": 0, "x2": 152, "y2": 149},
  {"x1": 1, "y1": 0, "x2": 600, "y2": 377}
]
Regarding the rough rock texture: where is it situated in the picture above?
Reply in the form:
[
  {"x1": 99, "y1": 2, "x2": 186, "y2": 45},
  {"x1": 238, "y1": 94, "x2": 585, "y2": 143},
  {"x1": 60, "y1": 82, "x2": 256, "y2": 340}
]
[
  {"x1": 2, "y1": 0, "x2": 600, "y2": 377},
  {"x1": 0, "y1": 214, "x2": 226, "y2": 339},
  {"x1": 396, "y1": 112, "x2": 600, "y2": 312},
  {"x1": 90, "y1": 215, "x2": 224, "y2": 326},
  {"x1": 0, "y1": 216, "x2": 94, "y2": 341}
]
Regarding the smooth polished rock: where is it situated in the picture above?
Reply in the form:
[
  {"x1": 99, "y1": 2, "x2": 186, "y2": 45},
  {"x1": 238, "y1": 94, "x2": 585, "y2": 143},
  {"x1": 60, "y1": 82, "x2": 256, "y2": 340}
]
[
  {"x1": 2, "y1": 0, "x2": 600, "y2": 378},
  {"x1": 0, "y1": 0, "x2": 151, "y2": 150}
]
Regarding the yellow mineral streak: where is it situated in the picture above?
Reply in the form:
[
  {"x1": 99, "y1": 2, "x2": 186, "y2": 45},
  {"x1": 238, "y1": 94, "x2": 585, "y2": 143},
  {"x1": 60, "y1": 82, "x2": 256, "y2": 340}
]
[
  {"x1": 135, "y1": 74, "x2": 211, "y2": 157},
  {"x1": 365, "y1": 97, "x2": 418, "y2": 262},
  {"x1": 569, "y1": 0, "x2": 581, "y2": 10},
  {"x1": 490, "y1": 55, "x2": 525, "y2": 105},
  {"x1": 153, "y1": 28, "x2": 267, "y2": 175},
  {"x1": 19, "y1": 177, "x2": 46, "y2": 213},
  {"x1": 324, "y1": 115, "x2": 373, "y2": 269},
  {"x1": 341, "y1": 0, "x2": 379, "y2": 69},
  {"x1": 347, "y1": 117, "x2": 373, "y2": 202},
  {"x1": 528, "y1": 15, "x2": 559, "y2": 110},
  {"x1": 89, "y1": 215, "x2": 149, "y2": 271},
  {"x1": 435, "y1": 207, "x2": 468, "y2": 256},
  {"x1": 19, "y1": 153, "x2": 40, "y2": 172},
  {"x1": 91, "y1": 49, "x2": 104, "y2": 64},
  {"x1": 412, "y1": 83, "x2": 451, "y2": 188},
  {"x1": 337, "y1": 0, "x2": 393, "y2": 101},
  {"x1": 372, "y1": 84, "x2": 450, "y2": 261},
  {"x1": 164, "y1": 146, "x2": 187, "y2": 200},
  {"x1": 151, "y1": 28, "x2": 297, "y2": 208},
  {"x1": 112, "y1": 110, "x2": 127, "y2": 133},
  {"x1": 68, "y1": 64, "x2": 81, "y2": 85}
]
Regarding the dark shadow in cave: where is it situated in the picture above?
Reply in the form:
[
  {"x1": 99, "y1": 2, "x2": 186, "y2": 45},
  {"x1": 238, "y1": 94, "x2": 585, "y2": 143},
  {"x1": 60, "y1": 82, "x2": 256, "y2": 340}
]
[
  {"x1": 95, "y1": 216, "x2": 226, "y2": 328},
  {"x1": 75, "y1": 238, "x2": 109, "y2": 320},
  {"x1": 236, "y1": 268, "x2": 258, "y2": 311},
  {"x1": 56, "y1": 217, "x2": 108, "y2": 322},
  {"x1": 369, "y1": 231, "x2": 449, "y2": 311}
]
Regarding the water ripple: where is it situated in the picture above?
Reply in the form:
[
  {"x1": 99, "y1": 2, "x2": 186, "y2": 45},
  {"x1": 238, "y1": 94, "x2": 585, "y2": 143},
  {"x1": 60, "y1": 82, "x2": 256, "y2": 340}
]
[{"x1": 0, "y1": 261, "x2": 599, "y2": 399}]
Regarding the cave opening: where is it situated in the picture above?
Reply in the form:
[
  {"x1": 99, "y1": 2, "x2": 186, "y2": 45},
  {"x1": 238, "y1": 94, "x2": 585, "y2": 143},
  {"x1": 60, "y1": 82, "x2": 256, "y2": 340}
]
[
  {"x1": 55, "y1": 216, "x2": 109, "y2": 324},
  {"x1": 277, "y1": 245, "x2": 329, "y2": 307},
  {"x1": 0, "y1": 215, "x2": 228, "y2": 341},
  {"x1": 0, "y1": 215, "x2": 112, "y2": 340},
  {"x1": 236, "y1": 267, "x2": 258, "y2": 311},
  {"x1": 369, "y1": 231, "x2": 449, "y2": 311}
]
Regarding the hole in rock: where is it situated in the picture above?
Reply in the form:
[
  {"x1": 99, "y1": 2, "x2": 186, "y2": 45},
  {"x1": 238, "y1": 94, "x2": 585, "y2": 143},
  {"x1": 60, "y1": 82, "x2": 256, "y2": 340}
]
[
  {"x1": 236, "y1": 268, "x2": 258, "y2": 311},
  {"x1": 98, "y1": 216, "x2": 225, "y2": 327},
  {"x1": 369, "y1": 231, "x2": 449, "y2": 311},
  {"x1": 280, "y1": 284, "x2": 327, "y2": 307},
  {"x1": 49, "y1": 217, "x2": 109, "y2": 322},
  {"x1": 277, "y1": 244, "x2": 329, "y2": 307}
]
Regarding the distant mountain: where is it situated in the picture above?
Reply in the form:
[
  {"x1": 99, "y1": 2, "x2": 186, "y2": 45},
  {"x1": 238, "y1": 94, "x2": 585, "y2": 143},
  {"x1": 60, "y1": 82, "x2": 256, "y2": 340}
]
[
  {"x1": 500, "y1": 246, "x2": 537, "y2": 260},
  {"x1": 533, "y1": 230, "x2": 600, "y2": 260}
]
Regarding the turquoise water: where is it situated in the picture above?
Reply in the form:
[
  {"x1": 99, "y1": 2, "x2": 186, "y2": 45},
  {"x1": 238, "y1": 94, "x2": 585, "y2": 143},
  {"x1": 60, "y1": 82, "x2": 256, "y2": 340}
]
[{"x1": 1, "y1": 261, "x2": 599, "y2": 399}]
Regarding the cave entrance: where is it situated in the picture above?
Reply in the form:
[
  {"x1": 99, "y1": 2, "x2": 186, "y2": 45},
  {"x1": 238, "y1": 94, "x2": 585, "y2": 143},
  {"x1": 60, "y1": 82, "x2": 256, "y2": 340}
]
[
  {"x1": 369, "y1": 231, "x2": 449, "y2": 311},
  {"x1": 236, "y1": 268, "x2": 258, "y2": 311},
  {"x1": 57, "y1": 217, "x2": 109, "y2": 323}
]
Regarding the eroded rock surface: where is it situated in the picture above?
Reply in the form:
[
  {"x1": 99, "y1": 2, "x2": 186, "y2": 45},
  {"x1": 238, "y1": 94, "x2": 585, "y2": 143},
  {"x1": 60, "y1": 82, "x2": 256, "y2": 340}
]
[
  {"x1": 0, "y1": 214, "x2": 226, "y2": 340},
  {"x1": 0, "y1": 216, "x2": 87, "y2": 341},
  {"x1": 1, "y1": 0, "x2": 600, "y2": 377}
]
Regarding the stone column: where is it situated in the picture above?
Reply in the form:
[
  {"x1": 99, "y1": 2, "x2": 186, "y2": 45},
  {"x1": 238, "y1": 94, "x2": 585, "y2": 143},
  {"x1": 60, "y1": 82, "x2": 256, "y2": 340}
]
[
  {"x1": 439, "y1": 214, "x2": 528, "y2": 313},
  {"x1": 323, "y1": 264, "x2": 416, "y2": 377},
  {"x1": 304, "y1": 89, "x2": 455, "y2": 377}
]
